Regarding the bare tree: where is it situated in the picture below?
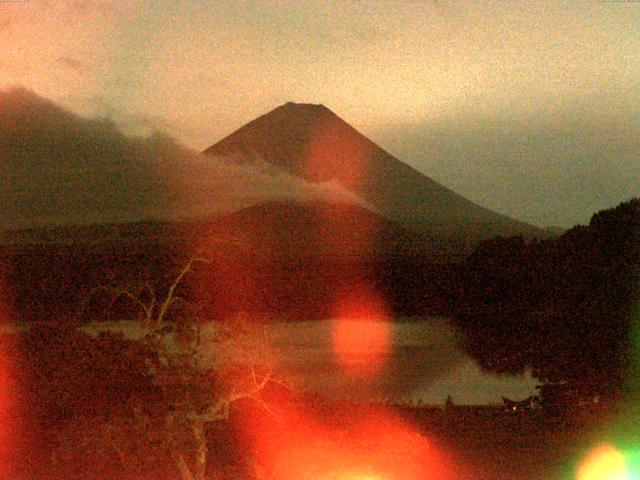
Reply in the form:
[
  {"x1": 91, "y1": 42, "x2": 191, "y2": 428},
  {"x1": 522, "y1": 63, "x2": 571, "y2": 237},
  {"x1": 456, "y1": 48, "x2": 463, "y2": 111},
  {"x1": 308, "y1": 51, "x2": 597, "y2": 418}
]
[{"x1": 87, "y1": 255, "x2": 287, "y2": 480}]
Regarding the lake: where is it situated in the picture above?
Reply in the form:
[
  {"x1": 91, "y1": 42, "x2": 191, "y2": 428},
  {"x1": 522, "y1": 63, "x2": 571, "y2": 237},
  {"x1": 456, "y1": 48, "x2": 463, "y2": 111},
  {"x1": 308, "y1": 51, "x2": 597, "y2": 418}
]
[{"x1": 80, "y1": 316, "x2": 539, "y2": 405}]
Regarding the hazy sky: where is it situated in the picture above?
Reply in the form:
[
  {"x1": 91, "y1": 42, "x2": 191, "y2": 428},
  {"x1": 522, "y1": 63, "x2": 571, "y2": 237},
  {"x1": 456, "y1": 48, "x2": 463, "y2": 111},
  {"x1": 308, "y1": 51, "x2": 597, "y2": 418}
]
[{"x1": 1, "y1": 0, "x2": 638, "y2": 227}]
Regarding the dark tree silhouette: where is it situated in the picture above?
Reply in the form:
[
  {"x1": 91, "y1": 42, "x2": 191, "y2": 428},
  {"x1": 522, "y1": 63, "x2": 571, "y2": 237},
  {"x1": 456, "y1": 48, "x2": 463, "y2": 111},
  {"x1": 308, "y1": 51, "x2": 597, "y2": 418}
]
[
  {"x1": 82, "y1": 256, "x2": 285, "y2": 480},
  {"x1": 9, "y1": 256, "x2": 287, "y2": 480},
  {"x1": 9, "y1": 322, "x2": 160, "y2": 479},
  {"x1": 452, "y1": 199, "x2": 640, "y2": 402}
]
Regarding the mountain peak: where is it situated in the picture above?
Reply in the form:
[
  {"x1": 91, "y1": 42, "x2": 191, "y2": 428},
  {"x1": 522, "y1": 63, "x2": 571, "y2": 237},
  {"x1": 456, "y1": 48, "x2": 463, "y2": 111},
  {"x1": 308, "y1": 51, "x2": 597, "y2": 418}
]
[
  {"x1": 266, "y1": 101, "x2": 337, "y2": 125},
  {"x1": 282, "y1": 101, "x2": 325, "y2": 108},
  {"x1": 278, "y1": 101, "x2": 333, "y2": 114},
  {"x1": 202, "y1": 101, "x2": 352, "y2": 171},
  {"x1": 204, "y1": 103, "x2": 543, "y2": 246}
]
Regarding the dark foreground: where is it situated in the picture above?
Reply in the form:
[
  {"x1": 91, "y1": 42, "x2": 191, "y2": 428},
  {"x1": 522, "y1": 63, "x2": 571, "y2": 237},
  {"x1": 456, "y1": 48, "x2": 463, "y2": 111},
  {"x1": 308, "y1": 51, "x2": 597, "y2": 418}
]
[
  {"x1": 214, "y1": 402, "x2": 618, "y2": 480},
  {"x1": 3, "y1": 395, "x2": 624, "y2": 480}
]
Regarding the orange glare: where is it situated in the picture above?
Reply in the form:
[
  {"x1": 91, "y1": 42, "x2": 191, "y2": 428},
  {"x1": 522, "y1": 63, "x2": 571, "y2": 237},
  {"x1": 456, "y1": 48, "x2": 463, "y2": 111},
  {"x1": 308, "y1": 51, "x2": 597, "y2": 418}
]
[
  {"x1": 578, "y1": 444, "x2": 627, "y2": 480},
  {"x1": 331, "y1": 287, "x2": 391, "y2": 378},
  {"x1": 339, "y1": 475, "x2": 387, "y2": 480},
  {"x1": 0, "y1": 284, "x2": 18, "y2": 478},
  {"x1": 303, "y1": 109, "x2": 373, "y2": 191},
  {"x1": 238, "y1": 398, "x2": 454, "y2": 480}
]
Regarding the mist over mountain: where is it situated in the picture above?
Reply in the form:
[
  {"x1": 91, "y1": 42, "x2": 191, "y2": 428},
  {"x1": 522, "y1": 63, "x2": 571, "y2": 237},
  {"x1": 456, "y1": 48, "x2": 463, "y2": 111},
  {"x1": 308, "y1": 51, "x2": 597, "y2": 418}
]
[
  {"x1": 0, "y1": 89, "x2": 371, "y2": 231},
  {"x1": 0, "y1": 88, "x2": 186, "y2": 229},
  {"x1": 0, "y1": 88, "x2": 547, "y2": 264},
  {"x1": 205, "y1": 102, "x2": 543, "y2": 244},
  {"x1": 2, "y1": 89, "x2": 543, "y2": 249}
]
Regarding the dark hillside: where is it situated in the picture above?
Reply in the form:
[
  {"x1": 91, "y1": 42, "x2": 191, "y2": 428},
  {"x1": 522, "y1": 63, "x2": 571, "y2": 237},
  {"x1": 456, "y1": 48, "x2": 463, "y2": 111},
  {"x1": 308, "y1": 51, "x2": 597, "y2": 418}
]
[{"x1": 1, "y1": 207, "x2": 459, "y2": 323}]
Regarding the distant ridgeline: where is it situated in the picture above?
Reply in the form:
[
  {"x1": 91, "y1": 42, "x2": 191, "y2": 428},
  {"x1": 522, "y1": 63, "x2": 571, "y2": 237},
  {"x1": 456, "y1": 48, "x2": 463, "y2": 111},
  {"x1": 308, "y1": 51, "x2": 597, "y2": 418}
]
[
  {"x1": 0, "y1": 92, "x2": 548, "y2": 323},
  {"x1": 0, "y1": 217, "x2": 459, "y2": 323}
]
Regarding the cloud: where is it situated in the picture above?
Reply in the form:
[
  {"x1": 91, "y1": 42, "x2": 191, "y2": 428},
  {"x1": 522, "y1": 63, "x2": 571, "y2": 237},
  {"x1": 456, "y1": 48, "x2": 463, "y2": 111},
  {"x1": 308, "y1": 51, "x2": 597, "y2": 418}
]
[
  {"x1": 85, "y1": 95, "x2": 176, "y2": 136},
  {"x1": 57, "y1": 94, "x2": 211, "y2": 147},
  {"x1": 0, "y1": 88, "x2": 373, "y2": 230},
  {"x1": 148, "y1": 152, "x2": 376, "y2": 222},
  {"x1": 0, "y1": 87, "x2": 191, "y2": 229}
]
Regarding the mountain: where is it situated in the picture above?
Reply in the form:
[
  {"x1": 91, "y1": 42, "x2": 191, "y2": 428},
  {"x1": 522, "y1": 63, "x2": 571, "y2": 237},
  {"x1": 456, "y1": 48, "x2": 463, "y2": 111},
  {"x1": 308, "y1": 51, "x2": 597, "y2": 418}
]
[
  {"x1": 1, "y1": 90, "x2": 506, "y2": 320},
  {"x1": 204, "y1": 102, "x2": 543, "y2": 248},
  {"x1": 542, "y1": 225, "x2": 568, "y2": 237},
  {"x1": 190, "y1": 200, "x2": 453, "y2": 319},
  {"x1": 198, "y1": 200, "x2": 435, "y2": 260},
  {"x1": 1, "y1": 89, "x2": 542, "y2": 253},
  {"x1": 0, "y1": 89, "x2": 378, "y2": 232},
  {"x1": 0, "y1": 200, "x2": 457, "y2": 321}
]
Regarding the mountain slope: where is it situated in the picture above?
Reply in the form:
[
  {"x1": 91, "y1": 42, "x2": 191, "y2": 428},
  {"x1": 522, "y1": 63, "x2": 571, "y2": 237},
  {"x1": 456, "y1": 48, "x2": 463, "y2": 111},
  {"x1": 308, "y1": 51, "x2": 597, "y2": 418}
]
[
  {"x1": 204, "y1": 102, "x2": 543, "y2": 245},
  {"x1": 0, "y1": 90, "x2": 379, "y2": 231},
  {"x1": 199, "y1": 200, "x2": 435, "y2": 260}
]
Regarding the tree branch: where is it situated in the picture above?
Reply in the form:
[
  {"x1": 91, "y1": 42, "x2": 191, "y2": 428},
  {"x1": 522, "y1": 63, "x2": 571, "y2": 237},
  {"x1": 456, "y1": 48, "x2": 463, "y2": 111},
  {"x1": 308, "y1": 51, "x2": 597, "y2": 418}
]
[{"x1": 156, "y1": 256, "x2": 210, "y2": 327}]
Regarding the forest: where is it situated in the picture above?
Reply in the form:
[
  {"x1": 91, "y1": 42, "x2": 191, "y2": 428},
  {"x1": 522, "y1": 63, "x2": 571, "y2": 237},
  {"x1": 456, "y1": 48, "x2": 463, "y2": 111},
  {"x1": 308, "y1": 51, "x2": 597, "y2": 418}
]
[{"x1": 0, "y1": 198, "x2": 638, "y2": 479}]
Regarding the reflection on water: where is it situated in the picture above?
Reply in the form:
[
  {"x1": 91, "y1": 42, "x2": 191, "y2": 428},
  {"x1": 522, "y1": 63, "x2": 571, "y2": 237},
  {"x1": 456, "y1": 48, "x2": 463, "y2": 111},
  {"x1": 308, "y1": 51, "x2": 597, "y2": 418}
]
[
  {"x1": 266, "y1": 317, "x2": 539, "y2": 404},
  {"x1": 81, "y1": 316, "x2": 539, "y2": 405}
]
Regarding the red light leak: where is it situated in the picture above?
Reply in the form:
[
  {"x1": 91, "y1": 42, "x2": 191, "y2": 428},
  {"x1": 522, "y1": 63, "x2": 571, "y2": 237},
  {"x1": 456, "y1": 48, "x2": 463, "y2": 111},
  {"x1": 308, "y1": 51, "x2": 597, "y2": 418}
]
[
  {"x1": 238, "y1": 397, "x2": 457, "y2": 480},
  {"x1": 304, "y1": 112, "x2": 373, "y2": 192},
  {"x1": 198, "y1": 115, "x2": 462, "y2": 479},
  {"x1": 304, "y1": 116, "x2": 379, "y2": 260},
  {"x1": 0, "y1": 287, "x2": 19, "y2": 478},
  {"x1": 331, "y1": 286, "x2": 391, "y2": 379},
  {"x1": 229, "y1": 117, "x2": 446, "y2": 478}
]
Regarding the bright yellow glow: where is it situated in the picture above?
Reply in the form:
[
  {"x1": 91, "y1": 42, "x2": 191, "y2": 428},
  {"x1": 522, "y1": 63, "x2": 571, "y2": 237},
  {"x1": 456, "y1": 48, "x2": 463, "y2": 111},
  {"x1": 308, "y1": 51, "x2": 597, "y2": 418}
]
[
  {"x1": 322, "y1": 472, "x2": 387, "y2": 480},
  {"x1": 578, "y1": 444, "x2": 627, "y2": 480}
]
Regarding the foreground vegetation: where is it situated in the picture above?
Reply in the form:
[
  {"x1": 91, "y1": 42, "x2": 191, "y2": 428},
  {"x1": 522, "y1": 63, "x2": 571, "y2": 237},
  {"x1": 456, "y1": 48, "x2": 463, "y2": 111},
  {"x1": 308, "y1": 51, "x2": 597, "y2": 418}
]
[
  {"x1": 452, "y1": 198, "x2": 640, "y2": 404},
  {"x1": 0, "y1": 199, "x2": 637, "y2": 479}
]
